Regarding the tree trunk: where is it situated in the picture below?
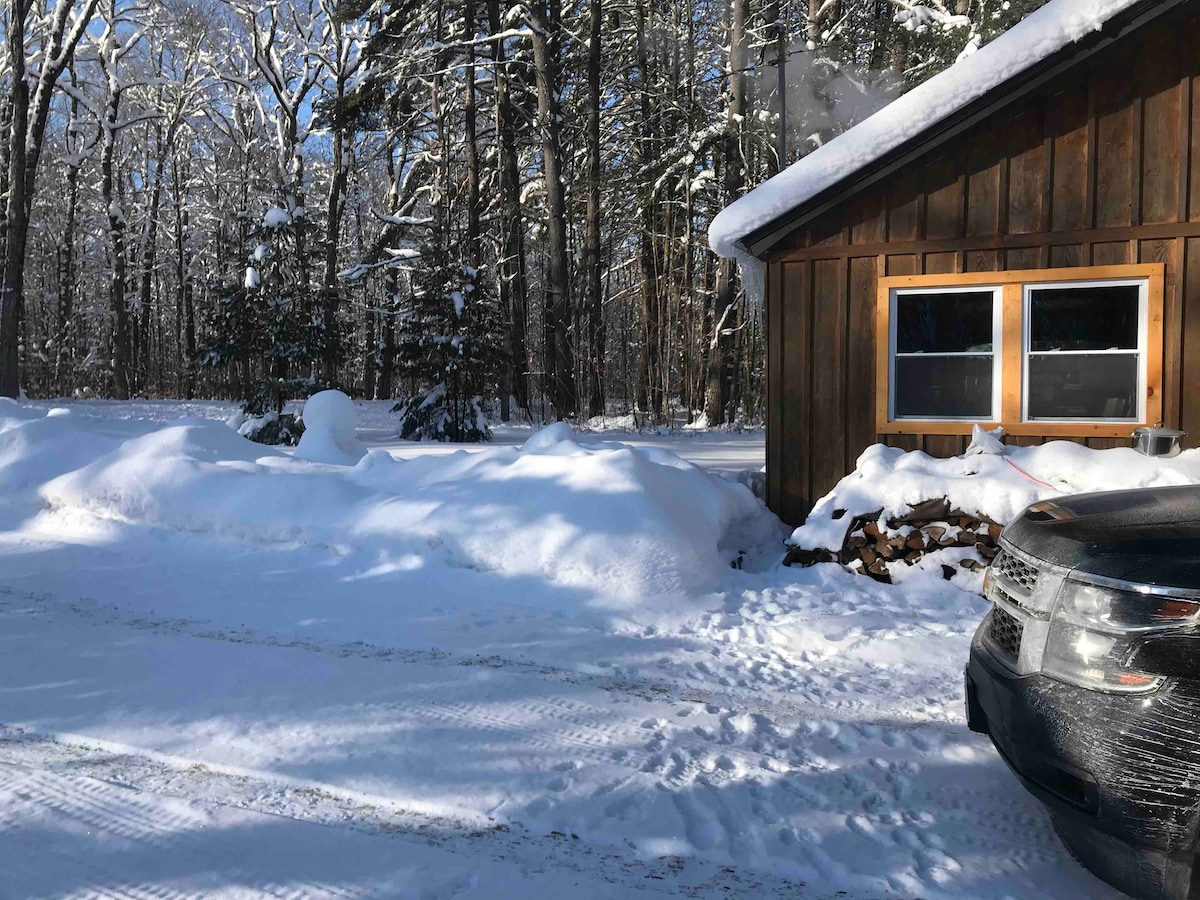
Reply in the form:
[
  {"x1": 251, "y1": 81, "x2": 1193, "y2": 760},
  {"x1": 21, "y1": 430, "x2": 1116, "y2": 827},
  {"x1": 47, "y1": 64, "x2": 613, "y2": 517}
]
[
  {"x1": 584, "y1": 0, "x2": 604, "y2": 418},
  {"x1": 139, "y1": 121, "x2": 167, "y2": 393},
  {"x1": 0, "y1": 0, "x2": 98, "y2": 398},
  {"x1": 705, "y1": 0, "x2": 747, "y2": 425},
  {"x1": 635, "y1": 1, "x2": 662, "y2": 421},
  {"x1": 488, "y1": 0, "x2": 529, "y2": 416},
  {"x1": 528, "y1": 0, "x2": 576, "y2": 420},
  {"x1": 0, "y1": 4, "x2": 31, "y2": 399},
  {"x1": 463, "y1": 0, "x2": 481, "y2": 263},
  {"x1": 322, "y1": 83, "x2": 350, "y2": 386},
  {"x1": 101, "y1": 85, "x2": 132, "y2": 400}
]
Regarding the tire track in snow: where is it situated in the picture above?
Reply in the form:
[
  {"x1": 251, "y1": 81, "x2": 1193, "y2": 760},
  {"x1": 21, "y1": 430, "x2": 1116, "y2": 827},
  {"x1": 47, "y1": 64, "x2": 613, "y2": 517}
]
[
  {"x1": 0, "y1": 587, "x2": 1118, "y2": 899},
  {"x1": 0, "y1": 730, "x2": 814, "y2": 900},
  {"x1": 0, "y1": 585, "x2": 968, "y2": 735},
  {"x1": 0, "y1": 761, "x2": 364, "y2": 900}
]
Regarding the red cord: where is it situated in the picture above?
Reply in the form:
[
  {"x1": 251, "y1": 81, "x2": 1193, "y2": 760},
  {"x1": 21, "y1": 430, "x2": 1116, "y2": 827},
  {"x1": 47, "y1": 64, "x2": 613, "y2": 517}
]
[{"x1": 1004, "y1": 456, "x2": 1056, "y2": 489}]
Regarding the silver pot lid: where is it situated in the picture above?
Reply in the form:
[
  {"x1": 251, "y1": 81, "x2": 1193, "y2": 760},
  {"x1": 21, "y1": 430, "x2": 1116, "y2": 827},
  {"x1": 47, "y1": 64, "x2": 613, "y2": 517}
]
[{"x1": 1132, "y1": 426, "x2": 1187, "y2": 438}]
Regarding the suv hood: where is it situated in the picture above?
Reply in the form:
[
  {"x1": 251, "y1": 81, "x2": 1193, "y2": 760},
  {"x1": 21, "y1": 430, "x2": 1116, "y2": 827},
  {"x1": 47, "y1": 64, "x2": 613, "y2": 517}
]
[{"x1": 1002, "y1": 485, "x2": 1200, "y2": 591}]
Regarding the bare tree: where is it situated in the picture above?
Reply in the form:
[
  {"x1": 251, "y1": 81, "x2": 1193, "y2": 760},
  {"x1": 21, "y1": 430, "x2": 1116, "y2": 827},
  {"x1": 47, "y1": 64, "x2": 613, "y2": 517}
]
[{"x1": 0, "y1": 0, "x2": 100, "y2": 397}]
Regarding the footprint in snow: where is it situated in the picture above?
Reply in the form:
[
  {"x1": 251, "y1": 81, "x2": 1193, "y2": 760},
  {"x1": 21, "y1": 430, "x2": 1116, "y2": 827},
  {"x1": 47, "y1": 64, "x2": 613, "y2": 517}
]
[
  {"x1": 832, "y1": 734, "x2": 858, "y2": 753},
  {"x1": 911, "y1": 731, "x2": 941, "y2": 753},
  {"x1": 887, "y1": 871, "x2": 925, "y2": 895},
  {"x1": 641, "y1": 753, "x2": 666, "y2": 774},
  {"x1": 847, "y1": 813, "x2": 891, "y2": 845}
]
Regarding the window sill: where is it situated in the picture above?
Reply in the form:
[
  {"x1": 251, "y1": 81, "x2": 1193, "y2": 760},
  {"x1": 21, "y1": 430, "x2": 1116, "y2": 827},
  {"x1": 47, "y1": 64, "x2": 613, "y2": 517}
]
[{"x1": 878, "y1": 421, "x2": 1149, "y2": 438}]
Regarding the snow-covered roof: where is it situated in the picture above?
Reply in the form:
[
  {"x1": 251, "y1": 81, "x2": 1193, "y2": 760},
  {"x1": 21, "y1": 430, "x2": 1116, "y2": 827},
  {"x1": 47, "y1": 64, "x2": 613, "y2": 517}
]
[{"x1": 709, "y1": 0, "x2": 1145, "y2": 260}]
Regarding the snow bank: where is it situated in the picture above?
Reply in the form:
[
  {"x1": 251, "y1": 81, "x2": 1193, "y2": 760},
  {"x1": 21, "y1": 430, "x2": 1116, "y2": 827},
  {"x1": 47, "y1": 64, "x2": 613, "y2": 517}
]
[
  {"x1": 709, "y1": 0, "x2": 1139, "y2": 258},
  {"x1": 793, "y1": 439, "x2": 1200, "y2": 551},
  {"x1": 295, "y1": 390, "x2": 367, "y2": 465},
  {"x1": 0, "y1": 404, "x2": 770, "y2": 621}
]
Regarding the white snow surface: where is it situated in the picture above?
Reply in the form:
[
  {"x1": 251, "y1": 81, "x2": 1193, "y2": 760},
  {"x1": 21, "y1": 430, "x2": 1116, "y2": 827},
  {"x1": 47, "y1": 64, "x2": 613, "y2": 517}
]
[
  {"x1": 709, "y1": 0, "x2": 1139, "y2": 258},
  {"x1": 0, "y1": 398, "x2": 1127, "y2": 898},
  {"x1": 5, "y1": 400, "x2": 766, "y2": 620},
  {"x1": 295, "y1": 389, "x2": 369, "y2": 465},
  {"x1": 793, "y1": 438, "x2": 1200, "y2": 551}
]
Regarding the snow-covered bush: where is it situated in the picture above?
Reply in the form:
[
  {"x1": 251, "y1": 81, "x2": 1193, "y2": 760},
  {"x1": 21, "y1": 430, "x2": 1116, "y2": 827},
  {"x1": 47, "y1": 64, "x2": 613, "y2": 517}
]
[
  {"x1": 237, "y1": 410, "x2": 305, "y2": 446},
  {"x1": 394, "y1": 385, "x2": 490, "y2": 443}
]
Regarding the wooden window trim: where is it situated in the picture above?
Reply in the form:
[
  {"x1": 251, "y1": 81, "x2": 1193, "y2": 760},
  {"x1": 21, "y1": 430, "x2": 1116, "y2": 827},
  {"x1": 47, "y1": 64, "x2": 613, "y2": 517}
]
[{"x1": 874, "y1": 264, "x2": 1165, "y2": 438}]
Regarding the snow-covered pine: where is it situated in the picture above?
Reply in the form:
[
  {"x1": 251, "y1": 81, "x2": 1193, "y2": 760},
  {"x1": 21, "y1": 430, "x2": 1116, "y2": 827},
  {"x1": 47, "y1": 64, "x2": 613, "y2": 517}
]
[{"x1": 393, "y1": 236, "x2": 502, "y2": 442}]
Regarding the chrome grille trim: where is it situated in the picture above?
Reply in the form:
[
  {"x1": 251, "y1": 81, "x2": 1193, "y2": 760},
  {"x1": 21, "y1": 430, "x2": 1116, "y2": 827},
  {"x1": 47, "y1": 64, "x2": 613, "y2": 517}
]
[
  {"x1": 994, "y1": 550, "x2": 1039, "y2": 594},
  {"x1": 986, "y1": 605, "x2": 1024, "y2": 662}
]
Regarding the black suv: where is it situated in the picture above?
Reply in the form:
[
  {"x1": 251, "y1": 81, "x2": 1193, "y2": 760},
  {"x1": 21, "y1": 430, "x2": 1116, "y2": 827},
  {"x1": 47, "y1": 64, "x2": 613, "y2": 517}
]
[{"x1": 967, "y1": 485, "x2": 1200, "y2": 900}]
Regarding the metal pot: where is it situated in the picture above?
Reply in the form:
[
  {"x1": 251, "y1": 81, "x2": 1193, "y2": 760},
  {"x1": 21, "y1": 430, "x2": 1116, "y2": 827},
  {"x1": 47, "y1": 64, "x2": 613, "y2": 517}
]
[{"x1": 1131, "y1": 426, "x2": 1187, "y2": 458}]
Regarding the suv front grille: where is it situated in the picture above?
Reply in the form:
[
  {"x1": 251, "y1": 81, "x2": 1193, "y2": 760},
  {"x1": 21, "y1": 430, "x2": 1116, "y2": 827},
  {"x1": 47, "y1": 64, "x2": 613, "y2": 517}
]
[
  {"x1": 987, "y1": 605, "x2": 1024, "y2": 661},
  {"x1": 994, "y1": 550, "x2": 1039, "y2": 594}
]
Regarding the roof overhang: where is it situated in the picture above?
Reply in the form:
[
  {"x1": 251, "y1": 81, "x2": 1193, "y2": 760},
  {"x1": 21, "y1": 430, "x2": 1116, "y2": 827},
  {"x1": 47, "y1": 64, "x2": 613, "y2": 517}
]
[{"x1": 738, "y1": 0, "x2": 1187, "y2": 260}]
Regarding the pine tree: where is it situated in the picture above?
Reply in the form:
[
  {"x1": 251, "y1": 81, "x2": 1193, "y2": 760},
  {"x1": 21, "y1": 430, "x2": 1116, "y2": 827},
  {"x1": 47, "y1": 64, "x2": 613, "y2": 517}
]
[
  {"x1": 394, "y1": 237, "x2": 502, "y2": 442},
  {"x1": 202, "y1": 204, "x2": 325, "y2": 440}
]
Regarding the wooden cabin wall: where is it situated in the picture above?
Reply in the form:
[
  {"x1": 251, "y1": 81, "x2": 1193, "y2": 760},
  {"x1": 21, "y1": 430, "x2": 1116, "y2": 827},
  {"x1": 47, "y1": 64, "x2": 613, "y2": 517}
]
[{"x1": 765, "y1": 6, "x2": 1200, "y2": 526}]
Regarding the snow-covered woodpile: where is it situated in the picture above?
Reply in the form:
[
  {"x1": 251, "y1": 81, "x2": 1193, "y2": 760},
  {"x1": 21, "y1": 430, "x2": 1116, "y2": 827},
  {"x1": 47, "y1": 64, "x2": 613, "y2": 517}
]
[{"x1": 784, "y1": 497, "x2": 1000, "y2": 585}]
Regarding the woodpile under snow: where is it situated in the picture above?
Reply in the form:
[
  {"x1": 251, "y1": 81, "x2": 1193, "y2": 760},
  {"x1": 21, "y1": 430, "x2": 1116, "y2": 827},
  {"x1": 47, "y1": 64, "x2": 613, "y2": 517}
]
[{"x1": 784, "y1": 497, "x2": 1000, "y2": 585}]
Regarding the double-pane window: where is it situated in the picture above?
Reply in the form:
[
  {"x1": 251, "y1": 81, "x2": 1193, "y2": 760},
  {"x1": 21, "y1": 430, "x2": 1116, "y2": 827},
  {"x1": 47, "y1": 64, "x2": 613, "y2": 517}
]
[
  {"x1": 1023, "y1": 281, "x2": 1144, "y2": 422},
  {"x1": 890, "y1": 287, "x2": 1001, "y2": 421},
  {"x1": 879, "y1": 268, "x2": 1158, "y2": 432}
]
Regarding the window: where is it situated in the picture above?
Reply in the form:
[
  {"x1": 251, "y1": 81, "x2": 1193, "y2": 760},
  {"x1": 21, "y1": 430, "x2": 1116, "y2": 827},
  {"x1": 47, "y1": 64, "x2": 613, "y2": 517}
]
[
  {"x1": 875, "y1": 265, "x2": 1163, "y2": 437},
  {"x1": 890, "y1": 287, "x2": 1001, "y2": 421},
  {"x1": 1023, "y1": 281, "x2": 1144, "y2": 422}
]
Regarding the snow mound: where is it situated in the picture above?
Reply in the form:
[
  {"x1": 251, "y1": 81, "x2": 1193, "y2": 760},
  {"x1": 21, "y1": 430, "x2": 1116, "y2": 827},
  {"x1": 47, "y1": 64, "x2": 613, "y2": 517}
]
[
  {"x1": 0, "y1": 406, "x2": 771, "y2": 624},
  {"x1": 296, "y1": 390, "x2": 368, "y2": 465},
  {"x1": 710, "y1": 0, "x2": 1139, "y2": 258},
  {"x1": 792, "y1": 439, "x2": 1200, "y2": 551},
  {"x1": 520, "y1": 421, "x2": 577, "y2": 453}
]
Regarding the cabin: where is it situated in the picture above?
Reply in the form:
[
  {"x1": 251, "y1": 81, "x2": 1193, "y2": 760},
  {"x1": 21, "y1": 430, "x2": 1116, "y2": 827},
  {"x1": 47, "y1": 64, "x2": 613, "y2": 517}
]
[{"x1": 712, "y1": 0, "x2": 1200, "y2": 526}]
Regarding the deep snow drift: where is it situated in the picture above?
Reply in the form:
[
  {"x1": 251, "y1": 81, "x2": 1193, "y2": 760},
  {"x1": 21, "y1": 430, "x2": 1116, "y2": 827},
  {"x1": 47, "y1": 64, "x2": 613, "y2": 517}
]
[{"x1": 2, "y1": 400, "x2": 771, "y2": 624}]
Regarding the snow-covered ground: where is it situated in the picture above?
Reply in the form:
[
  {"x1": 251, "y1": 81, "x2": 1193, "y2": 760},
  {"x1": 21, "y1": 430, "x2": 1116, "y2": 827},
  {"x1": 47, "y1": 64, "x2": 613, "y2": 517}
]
[{"x1": 0, "y1": 399, "x2": 1125, "y2": 899}]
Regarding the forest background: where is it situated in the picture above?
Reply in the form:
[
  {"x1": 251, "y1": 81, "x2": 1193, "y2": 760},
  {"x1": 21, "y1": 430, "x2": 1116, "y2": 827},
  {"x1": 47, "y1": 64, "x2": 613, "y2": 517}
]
[{"x1": 0, "y1": 0, "x2": 1044, "y2": 435}]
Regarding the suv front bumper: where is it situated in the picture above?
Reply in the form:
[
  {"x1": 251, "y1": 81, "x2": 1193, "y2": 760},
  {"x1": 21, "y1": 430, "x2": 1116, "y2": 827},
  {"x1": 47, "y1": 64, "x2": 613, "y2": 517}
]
[{"x1": 967, "y1": 620, "x2": 1200, "y2": 900}]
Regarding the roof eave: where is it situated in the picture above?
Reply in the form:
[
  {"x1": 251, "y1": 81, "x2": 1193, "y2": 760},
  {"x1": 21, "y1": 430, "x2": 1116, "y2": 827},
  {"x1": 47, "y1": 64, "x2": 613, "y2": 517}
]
[{"x1": 739, "y1": 0, "x2": 1182, "y2": 261}]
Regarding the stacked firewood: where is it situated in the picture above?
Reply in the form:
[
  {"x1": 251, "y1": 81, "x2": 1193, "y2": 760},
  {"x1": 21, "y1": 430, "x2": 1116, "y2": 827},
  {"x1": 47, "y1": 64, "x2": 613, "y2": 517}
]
[{"x1": 783, "y1": 497, "x2": 1001, "y2": 585}]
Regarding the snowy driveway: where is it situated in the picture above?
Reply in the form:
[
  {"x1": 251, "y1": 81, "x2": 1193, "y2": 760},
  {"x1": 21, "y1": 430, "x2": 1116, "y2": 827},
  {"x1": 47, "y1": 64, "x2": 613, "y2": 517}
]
[{"x1": 0, "y1": 401, "x2": 1123, "y2": 899}]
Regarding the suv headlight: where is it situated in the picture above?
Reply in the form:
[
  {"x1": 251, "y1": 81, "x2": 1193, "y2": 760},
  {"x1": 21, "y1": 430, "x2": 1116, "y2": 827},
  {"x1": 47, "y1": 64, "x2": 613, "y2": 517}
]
[{"x1": 1042, "y1": 578, "x2": 1200, "y2": 693}]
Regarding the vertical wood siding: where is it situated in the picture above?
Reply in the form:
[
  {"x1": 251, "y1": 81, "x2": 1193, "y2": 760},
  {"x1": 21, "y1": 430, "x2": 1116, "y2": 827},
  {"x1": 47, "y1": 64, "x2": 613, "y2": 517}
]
[{"x1": 765, "y1": 8, "x2": 1200, "y2": 524}]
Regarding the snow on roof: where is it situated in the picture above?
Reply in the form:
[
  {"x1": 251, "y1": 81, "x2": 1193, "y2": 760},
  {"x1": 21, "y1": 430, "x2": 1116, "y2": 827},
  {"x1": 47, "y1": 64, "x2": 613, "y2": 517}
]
[{"x1": 709, "y1": 0, "x2": 1143, "y2": 259}]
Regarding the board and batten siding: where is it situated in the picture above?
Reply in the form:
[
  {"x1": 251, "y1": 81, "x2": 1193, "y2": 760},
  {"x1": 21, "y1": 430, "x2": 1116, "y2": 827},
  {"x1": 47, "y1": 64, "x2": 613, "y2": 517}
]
[{"x1": 765, "y1": 5, "x2": 1200, "y2": 526}]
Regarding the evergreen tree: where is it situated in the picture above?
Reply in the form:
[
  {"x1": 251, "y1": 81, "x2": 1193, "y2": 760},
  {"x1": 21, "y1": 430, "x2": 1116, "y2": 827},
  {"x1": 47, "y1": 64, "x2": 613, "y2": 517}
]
[
  {"x1": 202, "y1": 204, "x2": 325, "y2": 440},
  {"x1": 394, "y1": 236, "x2": 502, "y2": 442}
]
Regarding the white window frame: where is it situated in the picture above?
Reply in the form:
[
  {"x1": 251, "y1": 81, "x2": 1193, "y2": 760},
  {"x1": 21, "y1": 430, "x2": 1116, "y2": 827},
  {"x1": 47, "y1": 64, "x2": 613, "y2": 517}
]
[
  {"x1": 888, "y1": 285, "x2": 1004, "y2": 423},
  {"x1": 1020, "y1": 278, "x2": 1148, "y2": 424}
]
